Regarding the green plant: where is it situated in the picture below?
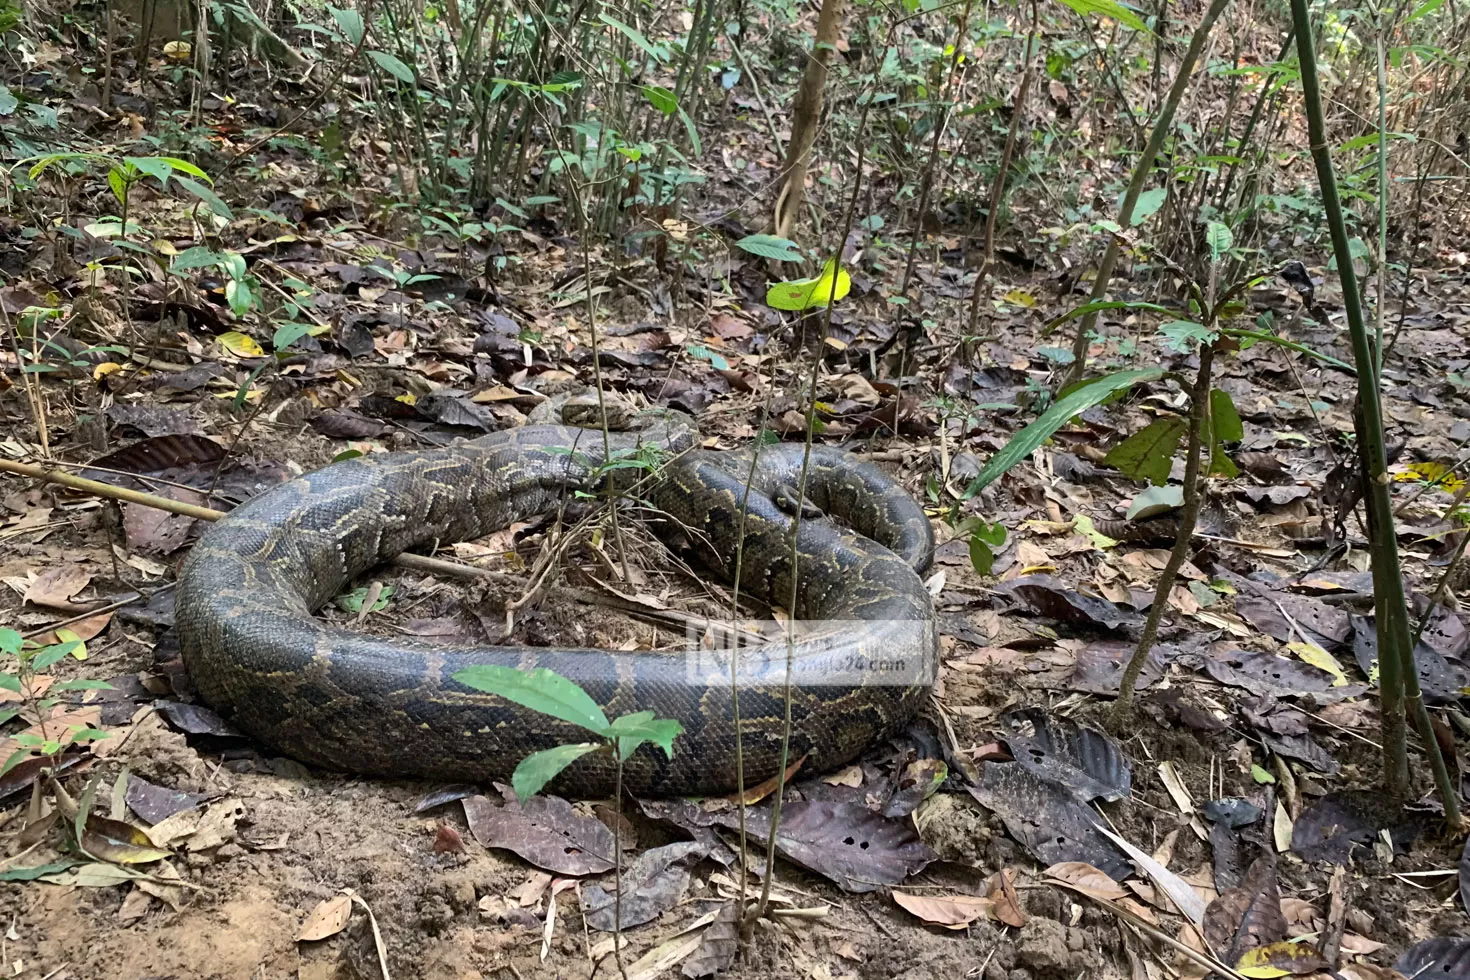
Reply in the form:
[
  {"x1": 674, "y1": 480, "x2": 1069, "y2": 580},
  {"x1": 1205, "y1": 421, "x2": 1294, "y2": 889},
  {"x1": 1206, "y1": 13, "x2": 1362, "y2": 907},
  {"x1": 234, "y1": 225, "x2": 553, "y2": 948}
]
[{"x1": 1, "y1": 628, "x2": 113, "y2": 776}]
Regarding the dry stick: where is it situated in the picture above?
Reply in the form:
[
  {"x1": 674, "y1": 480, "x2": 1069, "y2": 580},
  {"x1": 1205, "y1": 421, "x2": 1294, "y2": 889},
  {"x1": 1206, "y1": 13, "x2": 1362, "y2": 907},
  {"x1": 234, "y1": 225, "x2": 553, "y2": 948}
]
[
  {"x1": 1112, "y1": 343, "x2": 1216, "y2": 719},
  {"x1": 1061, "y1": 0, "x2": 1233, "y2": 389},
  {"x1": 963, "y1": 0, "x2": 1039, "y2": 344},
  {"x1": 893, "y1": 0, "x2": 976, "y2": 375},
  {"x1": 0, "y1": 458, "x2": 490, "y2": 583}
]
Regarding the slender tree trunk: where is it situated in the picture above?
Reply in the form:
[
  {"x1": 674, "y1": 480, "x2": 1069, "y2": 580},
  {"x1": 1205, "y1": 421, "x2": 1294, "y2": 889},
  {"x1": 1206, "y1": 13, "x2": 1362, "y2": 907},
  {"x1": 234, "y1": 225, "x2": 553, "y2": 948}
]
[{"x1": 771, "y1": 0, "x2": 846, "y2": 241}]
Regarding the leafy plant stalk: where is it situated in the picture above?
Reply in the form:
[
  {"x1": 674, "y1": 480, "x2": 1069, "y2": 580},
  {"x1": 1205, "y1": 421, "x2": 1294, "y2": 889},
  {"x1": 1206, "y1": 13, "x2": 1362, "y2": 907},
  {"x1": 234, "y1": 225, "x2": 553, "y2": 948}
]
[
  {"x1": 1288, "y1": 0, "x2": 1459, "y2": 822},
  {"x1": 1062, "y1": 0, "x2": 1232, "y2": 387},
  {"x1": 1113, "y1": 347, "x2": 1215, "y2": 717}
]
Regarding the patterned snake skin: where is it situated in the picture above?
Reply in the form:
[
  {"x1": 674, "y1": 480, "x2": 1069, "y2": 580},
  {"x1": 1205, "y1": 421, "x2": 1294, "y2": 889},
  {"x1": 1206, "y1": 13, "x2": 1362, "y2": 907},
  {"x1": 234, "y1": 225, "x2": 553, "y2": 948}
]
[{"x1": 175, "y1": 408, "x2": 937, "y2": 796}]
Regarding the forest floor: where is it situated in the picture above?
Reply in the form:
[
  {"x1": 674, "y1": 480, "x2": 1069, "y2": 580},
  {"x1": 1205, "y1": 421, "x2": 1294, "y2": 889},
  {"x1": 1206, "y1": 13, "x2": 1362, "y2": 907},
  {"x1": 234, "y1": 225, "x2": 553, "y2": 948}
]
[{"x1": 5, "y1": 19, "x2": 1470, "y2": 980}]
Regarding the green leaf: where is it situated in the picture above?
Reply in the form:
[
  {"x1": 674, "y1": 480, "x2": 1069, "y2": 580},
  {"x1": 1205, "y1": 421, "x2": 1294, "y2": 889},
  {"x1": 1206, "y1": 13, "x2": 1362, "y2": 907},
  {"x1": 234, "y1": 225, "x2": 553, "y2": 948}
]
[
  {"x1": 607, "y1": 711, "x2": 683, "y2": 760},
  {"x1": 0, "y1": 85, "x2": 17, "y2": 116},
  {"x1": 107, "y1": 168, "x2": 127, "y2": 207},
  {"x1": 1104, "y1": 418, "x2": 1187, "y2": 486},
  {"x1": 640, "y1": 84, "x2": 678, "y2": 115},
  {"x1": 1050, "y1": 0, "x2": 1149, "y2": 32},
  {"x1": 172, "y1": 246, "x2": 223, "y2": 271},
  {"x1": 968, "y1": 520, "x2": 1007, "y2": 575},
  {"x1": 1159, "y1": 319, "x2": 1218, "y2": 353},
  {"x1": 765, "y1": 259, "x2": 850, "y2": 311},
  {"x1": 0, "y1": 861, "x2": 77, "y2": 882},
  {"x1": 0, "y1": 628, "x2": 21, "y2": 655},
  {"x1": 1406, "y1": 0, "x2": 1446, "y2": 21},
  {"x1": 273, "y1": 321, "x2": 313, "y2": 351},
  {"x1": 1126, "y1": 484, "x2": 1184, "y2": 520},
  {"x1": 368, "y1": 50, "x2": 416, "y2": 83},
  {"x1": 32, "y1": 641, "x2": 82, "y2": 671},
  {"x1": 676, "y1": 105, "x2": 702, "y2": 157},
  {"x1": 686, "y1": 343, "x2": 729, "y2": 370},
  {"x1": 0, "y1": 671, "x2": 20, "y2": 693},
  {"x1": 329, "y1": 4, "x2": 364, "y2": 43},
  {"x1": 1207, "y1": 388, "x2": 1242, "y2": 478},
  {"x1": 736, "y1": 234, "x2": 803, "y2": 262},
  {"x1": 1251, "y1": 764, "x2": 1276, "y2": 784},
  {"x1": 1, "y1": 748, "x2": 31, "y2": 776},
  {"x1": 1205, "y1": 221, "x2": 1234, "y2": 262},
  {"x1": 1130, "y1": 187, "x2": 1167, "y2": 225},
  {"x1": 0, "y1": 707, "x2": 19, "y2": 726},
  {"x1": 126, "y1": 156, "x2": 173, "y2": 184},
  {"x1": 176, "y1": 176, "x2": 233, "y2": 219},
  {"x1": 453, "y1": 666, "x2": 611, "y2": 736},
  {"x1": 51, "y1": 678, "x2": 115, "y2": 692},
  {"x1": 963, "y1": 369, "x2": 1166, "y2": 497},
  {"x1": 598, "y1": 12, "x2": 665, "y2": 62},
  {"x1": 511, "y1": 743, "x2": 601, "y2": 800}
]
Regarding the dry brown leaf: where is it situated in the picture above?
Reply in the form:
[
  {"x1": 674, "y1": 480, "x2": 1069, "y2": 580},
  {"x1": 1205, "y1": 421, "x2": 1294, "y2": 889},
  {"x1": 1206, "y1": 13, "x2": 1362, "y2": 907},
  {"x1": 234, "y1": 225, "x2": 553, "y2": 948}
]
[
  {"x1": 24, "y1": 564, "x2": 92, "y2": 608},
  {"x1": 891, "y1": 890, "x2": 995, "y2": 929},
  {"x1": 1045, "y1": 861, "x2": 1129, "y2": 902},
  {"x1": 822, "y1": 765, "x2": 863, "y2": 787},
  {"x1": 297, "y1": 894, "x2": 352, "y2": 941},
  {"x1": 988, "y1": 869, "x2": 1028, "y2": 928}
]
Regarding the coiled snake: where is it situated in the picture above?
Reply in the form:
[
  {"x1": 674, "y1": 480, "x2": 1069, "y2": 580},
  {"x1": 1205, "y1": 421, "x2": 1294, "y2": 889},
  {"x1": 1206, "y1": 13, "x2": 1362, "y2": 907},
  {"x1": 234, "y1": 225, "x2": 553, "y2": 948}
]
[{"x1": 175, "y1": 404, "x2": 937, "y2": 796}]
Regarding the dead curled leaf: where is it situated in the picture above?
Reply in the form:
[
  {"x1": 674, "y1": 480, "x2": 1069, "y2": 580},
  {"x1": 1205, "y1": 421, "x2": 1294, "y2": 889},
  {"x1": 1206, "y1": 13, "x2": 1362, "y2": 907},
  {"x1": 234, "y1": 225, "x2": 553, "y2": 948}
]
[
  {"x1": 1045, "y1": 861, "x2": 1130, "y2": 901},
  {"x1": 298, "y1": 893, "x2": 352, "y2": 941},
  {"x1": 891, "y1": 890, "x2": 995, "y2": 929}
]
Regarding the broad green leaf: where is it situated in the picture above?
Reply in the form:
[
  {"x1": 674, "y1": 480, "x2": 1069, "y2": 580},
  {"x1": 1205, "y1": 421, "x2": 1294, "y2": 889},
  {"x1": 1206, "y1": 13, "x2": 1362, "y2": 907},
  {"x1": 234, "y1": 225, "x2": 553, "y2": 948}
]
[
  {"x1": 1212, "y1": 389, "x2": 1243, "y2": 442},
  {"x1": 1205, "y1": 221, "x2": 1234, "y2": 262},
  {"x1": 1050, "y1": 0, "x2": 1149, "y2": 32},
  {"x1": 1159, "y1": 319, "x2": 1217, "y2": 352},
  {"x1": 1130, "y1": 186, "x2": 1167, "y2": 225},
  {"x1": 0, "y1": 85, "x2": 17, "y2": 115},
  {"x1": 329, "y1": 5, "x2": 364, "y2": 43},
  {"x1": 172, "y1": 245, "x2": 222, "y2": 271},
  {"x1": 453, "y1": 666, "x2": 611, "y2": 735},
  {"x1": 736, "y1": 234, "x2": 803, "y2": 262},
  {"x1": 968, "y1": 521, "x2": 1007, "y2": 575},
  {"x1": 1126, "y1": 484, "x2": 1183, "y2": 520},
  {"x1": 1406, "y1": 0, "x2": 1446, "y2": 21},
  {"x1": 607, "y1": 711, "x2": 683, "y2": 760},
  {"x1": 107, "y1": 168, "x2": 127, "y2": 207},
  {"x1": 176, "y1": 175, "x2": 233, "y2": 219},
  {"x1": 1072, "y1": 514, "x2": 1119, "y2": 549},
  {"x1": 511, "y1": 743, "x2": 600, "y2": 800},
  {"x1": 1104, "y1": 418, "x2": 1186, "y2": 486},
  {"x1": 368, "y1": 50, "x2": 416, "y2": 83},
  {"x1": 598, "y1": 12, "x2": 665, "y2": 62},
  {"x1": 126, "y1": 156, "x2": 173, "y2": 184},
  {"x1": 32, "y1": 641, "x2": 82, "y2": 671},
  {"x1": 0, "y1": 671, "x2": 20, "y2": 693},
  {"x1": 963, "y1": 369, "x2": 1166, "y2": 496},
  {"x1": 640, "y1": 85, "x2": 678, "y2": 115},
  {"x1": 766, "y1": 259, "x2": 851, "y2": 311},
  {"x1": 1250, "y1": 764, "x2": 1275, "y2": 784},
  {"x1": 0, "y1": 628, "x2": 21, "y2": 655},
  {"x1": 273, "y1": 321, "x2": 313, "y2": 351}
]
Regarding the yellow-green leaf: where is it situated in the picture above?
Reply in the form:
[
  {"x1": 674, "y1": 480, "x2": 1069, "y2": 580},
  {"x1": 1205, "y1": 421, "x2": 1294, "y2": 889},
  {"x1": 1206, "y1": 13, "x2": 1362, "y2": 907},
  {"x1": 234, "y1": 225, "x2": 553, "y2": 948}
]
[
  {"x1": 1287, "y1": 641, "x2": 1348, "y2": 687},
  {"x1": 218, "y1": 331, "x2": 263, "y2": 358},
  {"x1": 765, "y1": 259, "x2": 851, "y2": 311}
]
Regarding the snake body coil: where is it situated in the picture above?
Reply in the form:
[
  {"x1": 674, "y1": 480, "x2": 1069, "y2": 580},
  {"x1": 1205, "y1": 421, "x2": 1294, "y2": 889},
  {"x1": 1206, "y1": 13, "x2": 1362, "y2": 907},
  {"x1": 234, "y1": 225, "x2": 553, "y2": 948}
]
[{"x1": 176, "y1": 415, "x2": 937, "y2": 797}]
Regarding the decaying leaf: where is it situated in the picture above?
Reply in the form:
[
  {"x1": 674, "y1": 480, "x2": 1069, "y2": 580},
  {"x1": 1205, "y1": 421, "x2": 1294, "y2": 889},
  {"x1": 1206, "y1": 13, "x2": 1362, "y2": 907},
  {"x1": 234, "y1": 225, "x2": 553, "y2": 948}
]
[
  {"x1": 892, "y1": 890, "x2": 995, "y2": 929},
  {"x1": 297, "y1": 893, "x2": 352, "y2": 941},
  {"x1": 462, "y1": 791, "x2": 615, "y2": 875}
]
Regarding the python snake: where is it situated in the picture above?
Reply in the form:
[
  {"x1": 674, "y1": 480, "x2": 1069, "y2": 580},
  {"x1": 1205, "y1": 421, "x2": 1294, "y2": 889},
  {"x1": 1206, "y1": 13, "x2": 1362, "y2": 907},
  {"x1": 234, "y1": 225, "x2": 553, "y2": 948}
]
[{"x1": 175, "y1": 406, "x2": 937, "y2": 797}]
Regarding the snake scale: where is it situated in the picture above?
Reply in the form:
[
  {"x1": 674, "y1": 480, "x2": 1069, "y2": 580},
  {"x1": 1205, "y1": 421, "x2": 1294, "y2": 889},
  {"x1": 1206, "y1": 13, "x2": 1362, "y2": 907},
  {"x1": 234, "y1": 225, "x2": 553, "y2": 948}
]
[{"x1": 175, "y1": 405, "x2": 937, "y2": 797}]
